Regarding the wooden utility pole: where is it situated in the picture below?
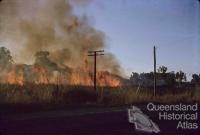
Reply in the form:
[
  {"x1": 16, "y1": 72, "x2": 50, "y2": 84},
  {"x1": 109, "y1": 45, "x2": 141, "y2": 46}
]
[
  {"x1": 88, "y1": 50, "x2": 104, "y2": 92},
  {"x1": 153, "y1": 46, "x2": 157, "y2": 96}
]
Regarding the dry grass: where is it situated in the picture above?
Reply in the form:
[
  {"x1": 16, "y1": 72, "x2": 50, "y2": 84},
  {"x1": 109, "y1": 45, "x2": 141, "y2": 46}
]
[{"x1": 0, "y1": 84, "x2": 199, "y2": 106}]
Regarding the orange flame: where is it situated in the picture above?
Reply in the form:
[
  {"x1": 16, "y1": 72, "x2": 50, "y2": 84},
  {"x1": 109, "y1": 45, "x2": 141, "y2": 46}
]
[
  {"x1": 3, "y1": 63, "x2": 122, "y2": 87},
  {"x1": 32, "y1": 66, "x2": 49, "y2": 84},
  {"x1": 6, "y1": 66, "x2": 24, "y2": 86},
  {"x1": 97, "y1": 71, "x2": 121, "y2": 87}
]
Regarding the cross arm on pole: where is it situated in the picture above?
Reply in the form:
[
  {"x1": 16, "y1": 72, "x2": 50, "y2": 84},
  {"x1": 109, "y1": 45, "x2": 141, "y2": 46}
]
[
  {"x1": 87, "y1": 50, "x2": 105, "y2": 92},
  {"x1": 88, "y1": 50, "x2": 104, "y2": 54}
]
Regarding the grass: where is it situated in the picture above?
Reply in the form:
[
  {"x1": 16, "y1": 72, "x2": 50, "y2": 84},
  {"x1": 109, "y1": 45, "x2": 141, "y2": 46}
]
[{"x1": 0, "y1": 84, "x2": 199, "y2": 106}]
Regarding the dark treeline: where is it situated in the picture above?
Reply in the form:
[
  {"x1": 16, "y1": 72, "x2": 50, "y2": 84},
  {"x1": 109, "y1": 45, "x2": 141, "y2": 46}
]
[{"x1": 129, "y1": 66, "x2": 200, "y2": 88}]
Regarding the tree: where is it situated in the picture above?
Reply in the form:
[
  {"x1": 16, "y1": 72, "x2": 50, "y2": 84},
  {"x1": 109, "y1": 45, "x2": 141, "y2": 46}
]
[
  {"x1": 0, "y1": 47, "x2": 13, "y2": 70},
  {"x1": 158, "y1": 66, "x2": 168, "y2": 74},
  {"x1": 191, "y1": 74, "x2": 200, "y2": 84},
  {"x1": 34, "y1": 51, "x2": 58, "y2": 71},
  {"x1": 130, "y1": 72, "x2": 140, "y2": 85},
  {"x1": 175, "y1": 71, "x2": 187, "y2": 83}
]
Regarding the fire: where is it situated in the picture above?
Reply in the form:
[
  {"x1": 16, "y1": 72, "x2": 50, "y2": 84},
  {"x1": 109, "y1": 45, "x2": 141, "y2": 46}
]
[
  {"x1": 70, "y1": 68, "x2": 93, "y2": 86},
  {"x1": 6, "y1": 66, "x2": 24, "y2": 86},
  {"x1": 97, "y1": 71, "x2": 121, "y2": 87},
  {"x1": 0, "y1": 0, "x2": 123, "y2": 87},
  {"x1": 3, "y1": 64, "x2": 122, "y2": 87},
  {"x1": 70, "y1": 68, "x2": 121, "y2": 87},
  {"x1": 69, "y1": 59, "x2": 122, "y2": 87},
  {"x1": 32, "y1": 66, "x2": 49, "y2": 84}
]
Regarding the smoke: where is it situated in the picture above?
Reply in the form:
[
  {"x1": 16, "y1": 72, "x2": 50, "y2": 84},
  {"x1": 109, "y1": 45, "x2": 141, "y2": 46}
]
[
  {"x1": 0, "y1": 47, "x2": 12, "y2": 70},
  {"x1": 0, "y1": 0, "x2": 122, "y2": 75},
  {"x1": 34, "y1": 51, "x2": 59, "y2": 71}
]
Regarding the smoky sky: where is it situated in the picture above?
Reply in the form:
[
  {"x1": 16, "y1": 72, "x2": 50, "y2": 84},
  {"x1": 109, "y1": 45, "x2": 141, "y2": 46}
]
[{"x1": 0, "y1": 0, "x2": 122, "y2": 75}]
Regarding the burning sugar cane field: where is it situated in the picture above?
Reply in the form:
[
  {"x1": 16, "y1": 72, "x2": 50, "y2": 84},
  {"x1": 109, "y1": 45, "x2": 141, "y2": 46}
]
[
  {"x1": 0, "y1": 1, "x2": 200, "y2": 135},
  {"x1": 0, "y1": 0, "x2": 199, "y2": 107}
]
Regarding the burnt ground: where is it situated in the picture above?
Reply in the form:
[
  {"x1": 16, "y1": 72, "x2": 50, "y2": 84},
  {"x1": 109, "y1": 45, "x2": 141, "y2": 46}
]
[{"x1": 0, "y1": 104, "x2": 199, "y2": 135}]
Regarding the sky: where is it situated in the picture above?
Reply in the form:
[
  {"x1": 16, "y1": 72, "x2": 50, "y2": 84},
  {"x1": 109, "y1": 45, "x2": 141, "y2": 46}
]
[{"x1": 74, "y1": 0, "x2": 200, "y2": 78}]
